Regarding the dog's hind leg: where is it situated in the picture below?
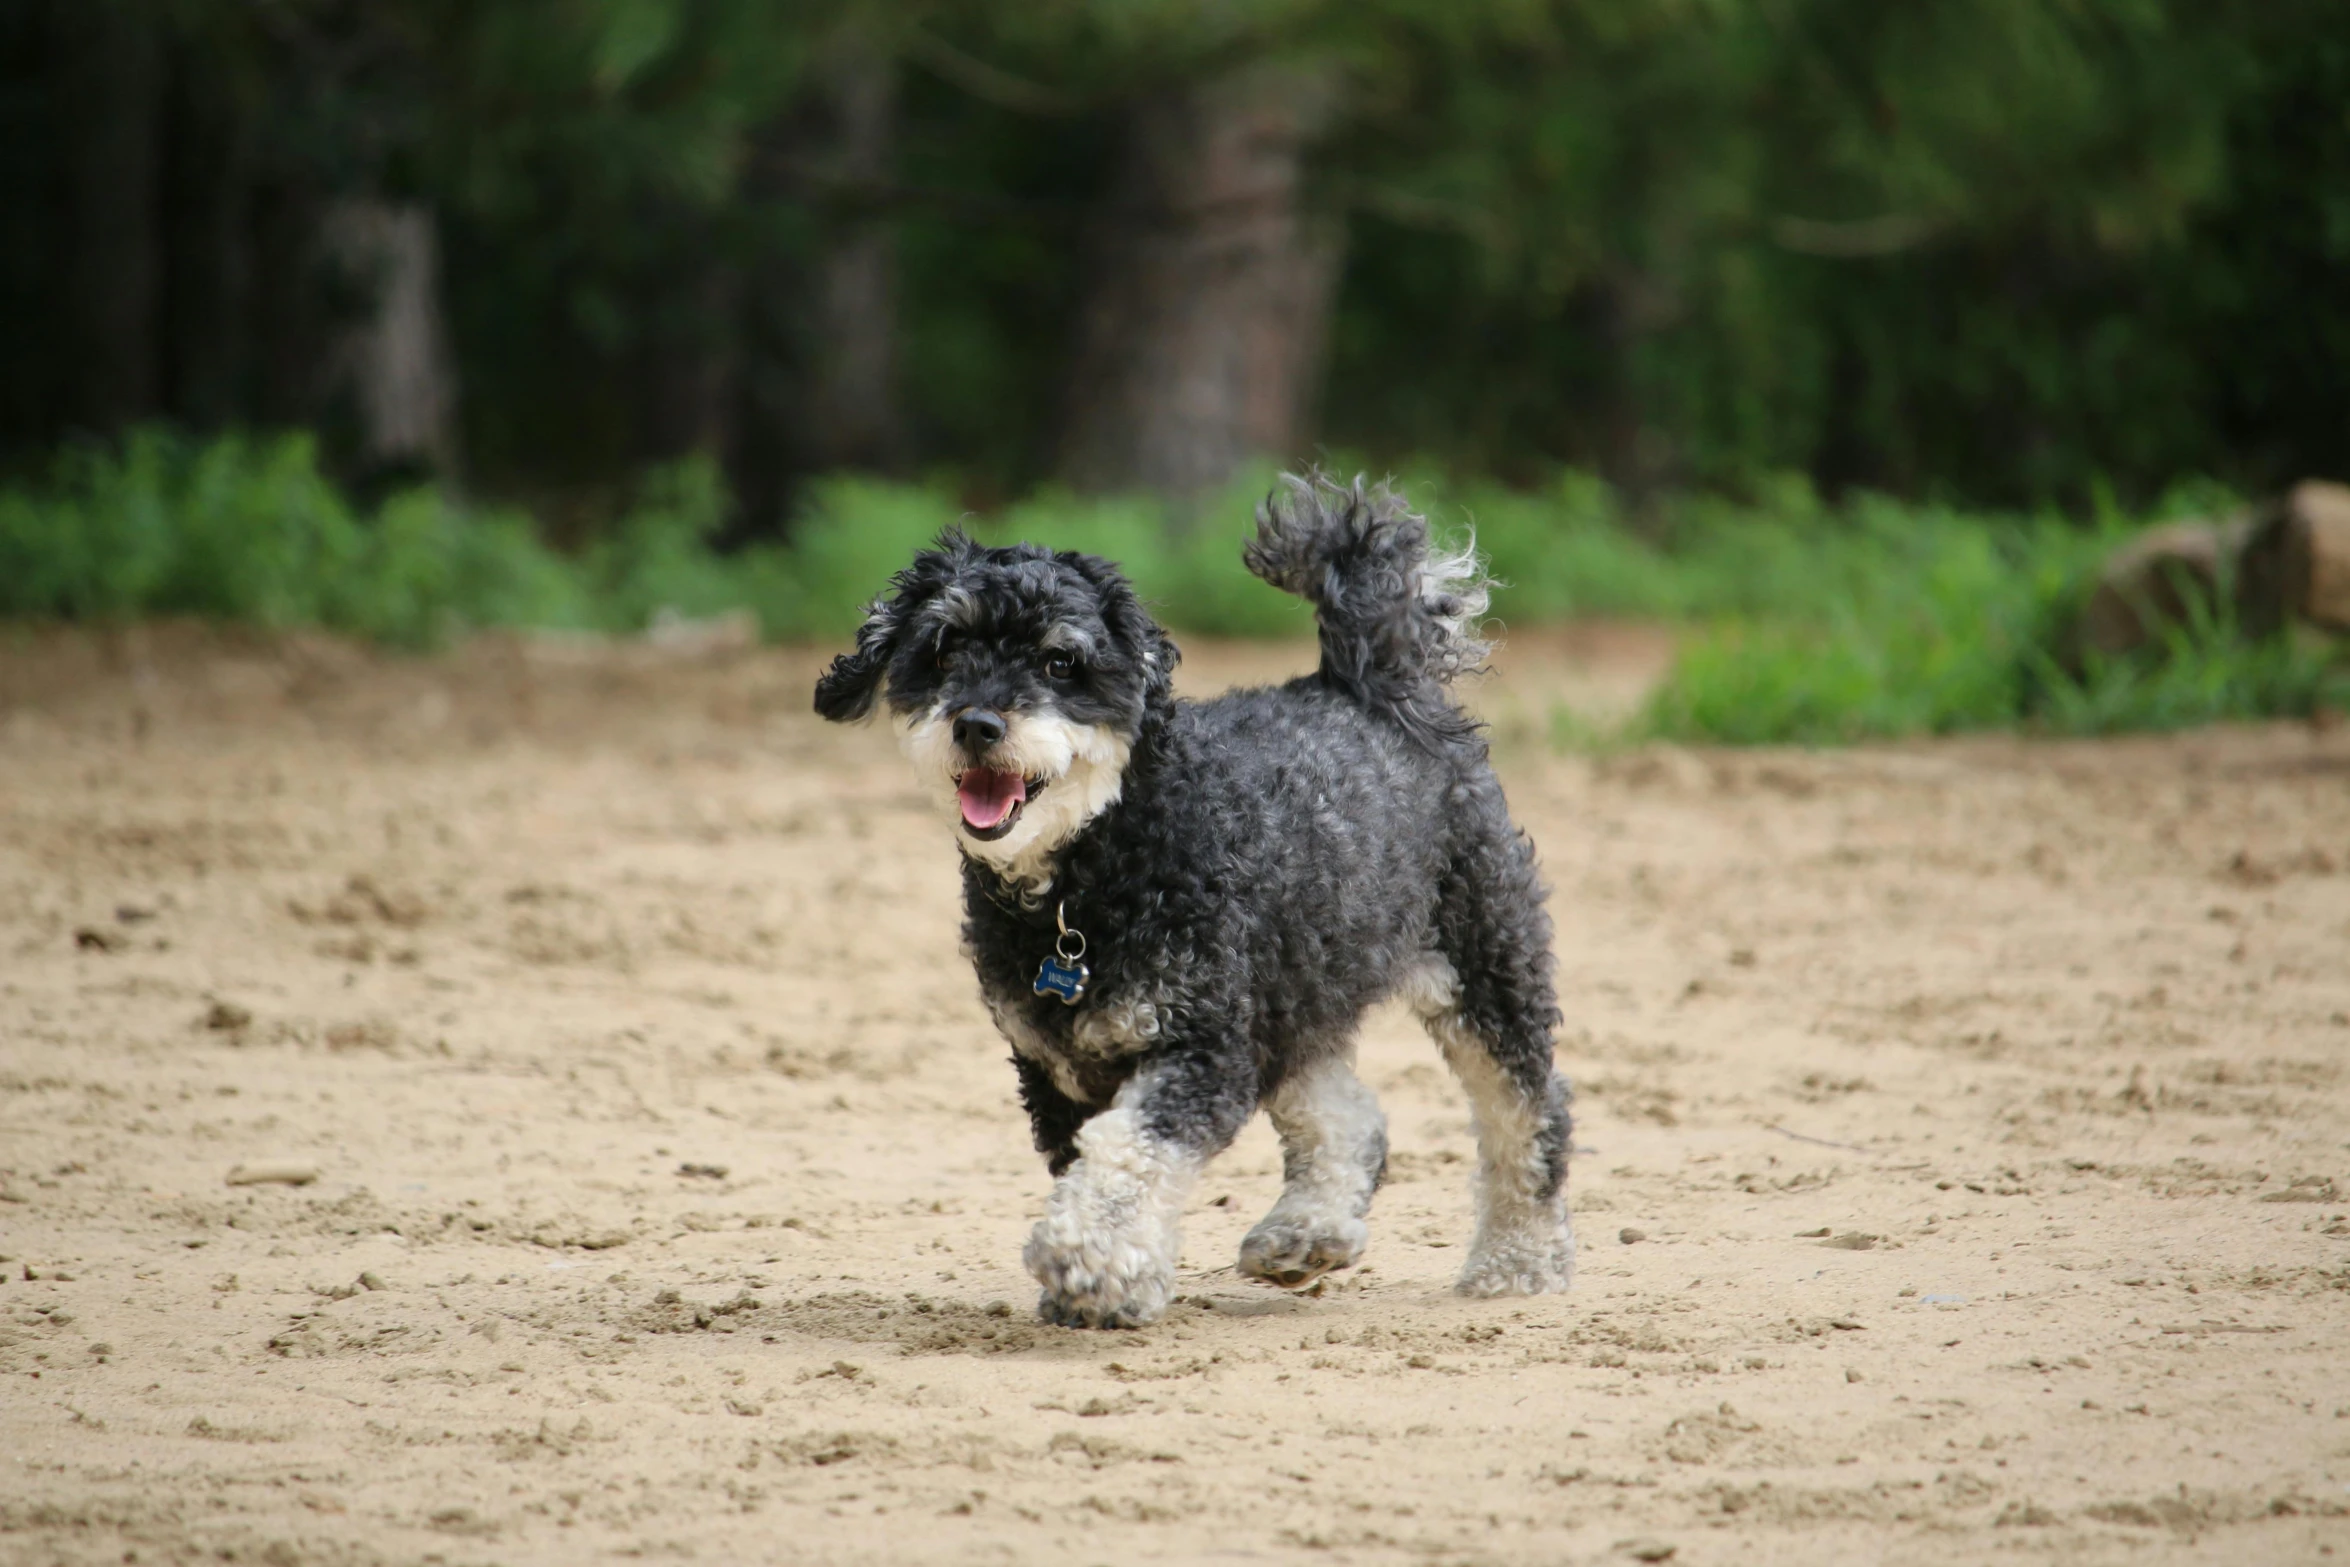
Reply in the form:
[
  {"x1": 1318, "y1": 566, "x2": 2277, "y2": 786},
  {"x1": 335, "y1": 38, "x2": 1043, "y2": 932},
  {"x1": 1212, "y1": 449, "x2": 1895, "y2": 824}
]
[
  {"x1": 1409, "y1": 832, "x2": 1576, "y2": 1295},
  {"x1": 1409, "y1": 958, "x2": 1576, "y2": 1295},
  {"x1": 1238, "y1": 1052, "x2": 1388, "y2": 1289}
]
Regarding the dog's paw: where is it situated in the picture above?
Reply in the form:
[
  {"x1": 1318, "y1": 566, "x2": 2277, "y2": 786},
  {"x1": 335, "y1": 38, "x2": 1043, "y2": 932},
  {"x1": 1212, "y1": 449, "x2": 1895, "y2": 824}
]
[
  {"x1": 1454, "y1": 1220, "x2": 1576, "y2": 1298},
  {"x1": 1236, "y1": 1211, "x2": 1368, "y2": 1290},
  {"x1": 1024, "y1": 1219, "x2": 1175, "y2": 1329}
]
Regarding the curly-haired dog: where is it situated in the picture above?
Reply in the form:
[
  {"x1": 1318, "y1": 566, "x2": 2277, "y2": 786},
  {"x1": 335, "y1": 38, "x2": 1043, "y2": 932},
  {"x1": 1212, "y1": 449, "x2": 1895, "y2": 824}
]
[{"x1": 813, "y1": 473, "x2": 1574, "y2": 1327}]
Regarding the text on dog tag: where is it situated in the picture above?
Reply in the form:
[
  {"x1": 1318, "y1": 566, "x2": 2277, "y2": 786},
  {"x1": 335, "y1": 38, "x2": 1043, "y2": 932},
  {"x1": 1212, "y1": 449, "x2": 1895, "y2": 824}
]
[{"x1": 1033, "y1": 955, "x2": 1089, "y2": 1005}]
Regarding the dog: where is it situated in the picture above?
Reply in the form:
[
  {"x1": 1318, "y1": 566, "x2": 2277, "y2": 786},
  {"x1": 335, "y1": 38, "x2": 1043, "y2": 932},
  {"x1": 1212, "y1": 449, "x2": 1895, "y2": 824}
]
[{"x1": 813, "y1": 472, "x2": 1575, "y2": 1328}]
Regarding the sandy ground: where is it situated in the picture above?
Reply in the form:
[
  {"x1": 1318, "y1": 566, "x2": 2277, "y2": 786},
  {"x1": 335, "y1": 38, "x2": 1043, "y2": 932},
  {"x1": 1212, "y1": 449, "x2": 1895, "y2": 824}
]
[{"x1": 3, "y1": 622, "x2": 2349, "y2": 1567}]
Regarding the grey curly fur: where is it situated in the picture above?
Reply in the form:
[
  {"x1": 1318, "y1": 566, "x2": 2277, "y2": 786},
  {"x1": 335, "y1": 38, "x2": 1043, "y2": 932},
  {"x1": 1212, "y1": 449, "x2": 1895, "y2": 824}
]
[
  {"x1": 813, "y1": 473, "x2": 1574, "y2": 1328},
  {"x1": 1245, "y1": 471, "x2": 1494, "y2": 753}
]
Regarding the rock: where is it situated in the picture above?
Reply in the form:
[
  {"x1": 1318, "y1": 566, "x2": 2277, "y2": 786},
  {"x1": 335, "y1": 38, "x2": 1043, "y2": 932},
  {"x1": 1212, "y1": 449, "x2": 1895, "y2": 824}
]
[
  {"x1": 2071, "y1": 480, "x2": 2350, "y2": 668},
  {"x1": 2071, "y1": 509, "x2": 2292, "y2": 664},
  {"x1": 1618, "y1": 1227, "x2": 1648, "y2": 1245},
  {"x1": 2285, "y1": 480, "x2": 2350, "y2": 630},
  {"x1": 204, "y1": 1001, "x2": 253, "y2": 1031},
  {"x1": 225, "y1": 1160, "x2": 320, "y2": 1187},
  {"x1": 2073, "y1": 519, "x2": 2222, "y2": 662}
]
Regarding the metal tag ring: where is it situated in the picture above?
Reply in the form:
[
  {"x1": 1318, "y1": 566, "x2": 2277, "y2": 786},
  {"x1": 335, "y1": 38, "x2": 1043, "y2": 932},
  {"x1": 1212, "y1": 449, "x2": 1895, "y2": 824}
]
[{"x1": 1053, "y1": 899, "x2": 1087, "y2": 962}]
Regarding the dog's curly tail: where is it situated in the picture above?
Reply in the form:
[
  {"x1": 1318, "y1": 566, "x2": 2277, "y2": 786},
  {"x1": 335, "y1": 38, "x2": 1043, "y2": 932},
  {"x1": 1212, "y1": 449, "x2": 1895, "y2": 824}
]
[{"x1": 1244, "y1": 470, "x2": 1493, "y2": 754}]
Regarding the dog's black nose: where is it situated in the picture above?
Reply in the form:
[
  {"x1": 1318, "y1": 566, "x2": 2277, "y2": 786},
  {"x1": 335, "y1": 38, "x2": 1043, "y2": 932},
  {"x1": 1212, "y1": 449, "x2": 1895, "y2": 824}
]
[{"x1": 952, "y1": 707, "x2": 1007, "y2": 751}]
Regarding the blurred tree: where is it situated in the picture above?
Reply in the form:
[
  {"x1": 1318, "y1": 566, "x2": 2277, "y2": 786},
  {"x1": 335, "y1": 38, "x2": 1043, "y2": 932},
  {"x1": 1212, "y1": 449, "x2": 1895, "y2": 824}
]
[
  {"x1": 793, "y1": 21, "x2": 907, "y2": 475},
  {"x1": 412, "y1": 0, "x2": 839, "y2": 507},
  {"x1": 1, "y1": 0, "x2": 2341, "y2": 521},
  {"x1": 318, "y1": 197, "x2": 459, "y2": 480},
  {"x1": 1055, "y1": 61, "x2": 1340, "y2": 498},
  {"x1": 1322, "y1": 0, "x2": 2337, "y2": 507},
  {"x1": 53, "y1": 0, "x2": 165, "y2": 436},
  {"x1": 900, "y1": 4, "x2": 1347, "y2": 498}
]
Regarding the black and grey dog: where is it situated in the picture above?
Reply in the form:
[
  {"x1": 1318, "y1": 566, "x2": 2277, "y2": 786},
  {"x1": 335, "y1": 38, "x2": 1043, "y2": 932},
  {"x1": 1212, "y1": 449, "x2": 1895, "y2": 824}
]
[{"x1": 813, "y1": 473, "x2": 1574, "y2": 1328}]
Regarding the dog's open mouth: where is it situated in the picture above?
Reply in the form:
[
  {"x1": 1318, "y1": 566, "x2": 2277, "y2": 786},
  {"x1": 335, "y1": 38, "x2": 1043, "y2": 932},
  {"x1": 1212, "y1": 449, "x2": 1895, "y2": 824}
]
[{"x1": 956, "y1": 768, "x2": 1045, "y2": 839}]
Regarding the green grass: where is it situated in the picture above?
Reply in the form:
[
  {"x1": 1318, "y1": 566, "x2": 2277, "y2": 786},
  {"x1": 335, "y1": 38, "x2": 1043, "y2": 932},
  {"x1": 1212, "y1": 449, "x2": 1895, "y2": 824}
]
[
  {"x1": 0, "y1": 433, "x2": 1314, "y2": 647},
  {"x1": 1615, "y1": 492, "x2": 2347, "y2": 744},
  {"x1": 0, "y1": 429, "x2": 592, "y2": 647},
  {"x1": 2, "y1": 428, "x2": 2339, "y2": 743}
]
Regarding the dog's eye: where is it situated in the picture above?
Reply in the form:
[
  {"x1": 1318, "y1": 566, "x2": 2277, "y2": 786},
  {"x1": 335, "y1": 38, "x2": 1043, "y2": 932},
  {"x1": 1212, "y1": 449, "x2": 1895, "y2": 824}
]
[
  {"x1": 934, "y1": 643, "x2": 954, "y2": 671},
  {"x1": 1044, "y1": 652, "x2": 1077, "y2": 681}
]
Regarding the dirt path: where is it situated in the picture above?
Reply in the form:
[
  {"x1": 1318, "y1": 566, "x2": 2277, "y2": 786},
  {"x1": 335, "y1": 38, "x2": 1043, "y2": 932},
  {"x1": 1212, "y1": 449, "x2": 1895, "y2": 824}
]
[{"x1": 3, "y1": 625, "x2": 2347, "y2": 1566}]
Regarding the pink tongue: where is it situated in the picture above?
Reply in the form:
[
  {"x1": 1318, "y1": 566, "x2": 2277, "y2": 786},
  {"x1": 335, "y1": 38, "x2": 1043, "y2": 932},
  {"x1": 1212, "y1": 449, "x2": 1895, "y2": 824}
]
[{"x1": 957, "y1": 768, "x2": 1028, "y2": 829}]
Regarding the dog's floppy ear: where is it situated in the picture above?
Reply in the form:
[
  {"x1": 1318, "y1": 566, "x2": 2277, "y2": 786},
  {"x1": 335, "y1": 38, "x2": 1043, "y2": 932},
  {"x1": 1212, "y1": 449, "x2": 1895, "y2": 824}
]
[
  {"x1": 813, "y1": 530, "x2": 974, "y2": 723},
  {"x1": 1068, "y1": 553, "x2": 1179, "y2": 712}
]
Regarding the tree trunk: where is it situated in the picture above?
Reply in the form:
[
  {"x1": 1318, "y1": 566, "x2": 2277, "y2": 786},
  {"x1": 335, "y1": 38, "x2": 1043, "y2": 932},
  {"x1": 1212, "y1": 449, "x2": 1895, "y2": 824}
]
[
  {"x1": 741, "y1": 29, "x2": 902, "y2": 483},
  {"x1": 318, "y1": 198, "x2": 459, "y2": 480},
  {"x1": 1058, "y1": 65, "x2": 1339, "y2": 499},
  {"x1": 802, "y1": 35, "x2": 903, "y2": 473},
  {"x1": 247, "y1": 177, "x2": 324, "y2": 433},
  {"x1": 56, "y1": 0, "x2": 164, "y2": 436},
  {"x1": 637, "y1": 213, "x2": 739, "y2": 464},
  {"x1": 1588, "y1": 266, "x2": 1684, "y2": 520},
  {"x1": 729, "y1": 29, "x2": 903, "y2": 536},
  {"x1": 160, "y1": 38, "x2": 253, "y2": 433}
]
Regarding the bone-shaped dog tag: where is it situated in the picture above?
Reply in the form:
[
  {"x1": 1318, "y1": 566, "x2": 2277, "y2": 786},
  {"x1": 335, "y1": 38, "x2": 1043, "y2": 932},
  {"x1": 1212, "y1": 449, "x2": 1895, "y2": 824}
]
[{"x1": 1033, "y1": 955, "x2": 1089, "y2": 1005}]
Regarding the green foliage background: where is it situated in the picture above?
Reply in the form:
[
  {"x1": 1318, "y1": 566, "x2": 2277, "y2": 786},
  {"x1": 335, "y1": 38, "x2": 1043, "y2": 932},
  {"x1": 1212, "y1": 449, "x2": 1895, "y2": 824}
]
[
  {"x1": 4, "y1": 2, "x2": 2345, "y2": 744},
  {"x1": 5, "y1": 1, "x2": 2346, "y2": 508},
  {"x1": 6, "y1": 432, "x2": 2339, "y2": 744}
]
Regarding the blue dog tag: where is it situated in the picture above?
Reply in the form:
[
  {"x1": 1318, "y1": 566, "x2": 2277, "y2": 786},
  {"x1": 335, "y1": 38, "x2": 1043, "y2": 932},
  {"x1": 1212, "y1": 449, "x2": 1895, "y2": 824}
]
[
  {"x1": 1034, "y1": 955, "x2": 1089, "y2": 1005},
  {"x1": 1035, "y1": 900, "x2": 1090, "y2": 1004}
]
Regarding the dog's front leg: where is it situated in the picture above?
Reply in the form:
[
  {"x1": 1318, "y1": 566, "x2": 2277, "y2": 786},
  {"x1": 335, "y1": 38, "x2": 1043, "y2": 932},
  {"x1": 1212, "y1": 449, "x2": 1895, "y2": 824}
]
[
  {"x1": 1024, "y1": 1049, "x2": 1249, "y2": 1329},
  {"x1": 1011, "y1": 1055, "x2": 1088, "y2": 1176}
]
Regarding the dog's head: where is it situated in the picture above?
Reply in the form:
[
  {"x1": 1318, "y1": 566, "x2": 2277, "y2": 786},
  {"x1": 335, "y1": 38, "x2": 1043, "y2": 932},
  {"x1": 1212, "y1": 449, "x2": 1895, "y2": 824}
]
[{"x1": 813, "y1": 531, "x2": 1178, "y2": 883}]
